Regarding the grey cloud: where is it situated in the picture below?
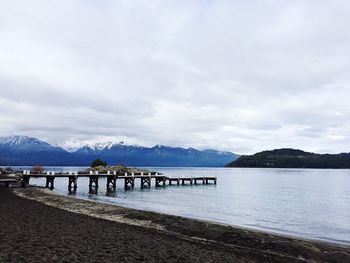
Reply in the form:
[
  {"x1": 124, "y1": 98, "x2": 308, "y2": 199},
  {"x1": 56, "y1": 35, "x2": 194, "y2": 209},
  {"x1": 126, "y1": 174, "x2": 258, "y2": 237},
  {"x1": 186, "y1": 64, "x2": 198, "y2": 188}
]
[{"x1": 1, "y1": 0, "x2": 350, "y2": 154}]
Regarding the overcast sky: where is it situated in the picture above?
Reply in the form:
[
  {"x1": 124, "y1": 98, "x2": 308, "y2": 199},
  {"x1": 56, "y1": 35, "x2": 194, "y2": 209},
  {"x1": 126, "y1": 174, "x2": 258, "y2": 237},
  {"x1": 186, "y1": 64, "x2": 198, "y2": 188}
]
[{"x1": 1, "y1": 0, "x2": 350, "y2": 154}]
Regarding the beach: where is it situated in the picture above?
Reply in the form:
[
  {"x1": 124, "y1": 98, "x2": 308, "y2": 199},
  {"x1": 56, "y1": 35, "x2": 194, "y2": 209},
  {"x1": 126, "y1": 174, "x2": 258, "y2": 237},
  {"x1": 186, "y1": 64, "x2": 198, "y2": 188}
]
[{"x1": 0, "y1": 187, "x2": 349, "y2": 263}]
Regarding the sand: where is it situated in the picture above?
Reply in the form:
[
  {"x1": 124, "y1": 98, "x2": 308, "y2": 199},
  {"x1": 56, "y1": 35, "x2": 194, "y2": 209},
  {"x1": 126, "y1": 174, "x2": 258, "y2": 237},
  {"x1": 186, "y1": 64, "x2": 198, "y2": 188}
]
[{"x1": 0, "y1": 187, "x2": 349, "y2": 262}]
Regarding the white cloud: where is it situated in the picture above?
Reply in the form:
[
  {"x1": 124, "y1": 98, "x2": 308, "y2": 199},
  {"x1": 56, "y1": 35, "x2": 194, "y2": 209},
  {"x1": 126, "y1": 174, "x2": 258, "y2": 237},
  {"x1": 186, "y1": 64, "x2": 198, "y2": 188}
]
[{"x1": 1, "y1": 0, "x2": 350, "y2": 154}]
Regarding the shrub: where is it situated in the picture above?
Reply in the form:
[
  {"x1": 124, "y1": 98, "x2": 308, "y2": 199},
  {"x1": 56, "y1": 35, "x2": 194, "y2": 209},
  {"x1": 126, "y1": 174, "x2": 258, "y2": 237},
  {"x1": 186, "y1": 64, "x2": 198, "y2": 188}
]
[{"x1": 91, "y1": 159, "x2": 107, "y2": 168}]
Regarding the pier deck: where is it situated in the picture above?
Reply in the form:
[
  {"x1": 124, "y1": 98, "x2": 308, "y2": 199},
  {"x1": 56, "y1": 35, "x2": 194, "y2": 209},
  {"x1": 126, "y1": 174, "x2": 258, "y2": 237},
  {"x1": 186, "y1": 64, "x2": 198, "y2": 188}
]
[{"x1": 21, "y1": 172, "x2": 217, "y2": 193}]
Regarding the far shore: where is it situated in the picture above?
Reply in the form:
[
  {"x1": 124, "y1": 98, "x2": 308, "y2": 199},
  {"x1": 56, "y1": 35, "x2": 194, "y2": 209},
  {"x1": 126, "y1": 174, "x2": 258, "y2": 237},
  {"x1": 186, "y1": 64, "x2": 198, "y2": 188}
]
[{"x1": 0, "y1": 186, "x2": 349, "y2": 262}]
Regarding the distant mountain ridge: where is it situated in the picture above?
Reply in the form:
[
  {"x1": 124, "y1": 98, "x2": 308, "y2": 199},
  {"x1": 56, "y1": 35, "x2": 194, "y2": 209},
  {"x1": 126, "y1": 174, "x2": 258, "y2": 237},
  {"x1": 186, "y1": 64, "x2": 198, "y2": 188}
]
[
  {"x1": 0, "y1": 135, "x2": 239, "y2": 167},
  {"x1": 226, "y1": 148, "x2": 350, "y2": 169}
]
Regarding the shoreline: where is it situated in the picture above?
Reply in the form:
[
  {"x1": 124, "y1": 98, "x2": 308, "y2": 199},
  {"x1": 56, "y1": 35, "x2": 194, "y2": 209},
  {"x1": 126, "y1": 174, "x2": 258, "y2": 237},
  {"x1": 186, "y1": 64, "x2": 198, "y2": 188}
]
[
  {"x1": 2, "y1": 186, "x2": 348, "y2": 262},
  {"x1": 51, "y1": 186, "x2": 350, "y2": 247}
]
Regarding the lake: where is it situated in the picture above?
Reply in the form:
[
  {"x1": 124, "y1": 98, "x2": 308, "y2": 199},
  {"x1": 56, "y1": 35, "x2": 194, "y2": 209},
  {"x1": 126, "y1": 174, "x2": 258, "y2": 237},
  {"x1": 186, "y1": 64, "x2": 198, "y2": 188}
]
[{"x1": 24, "y1": 167, "x2": 350, "y2": 245}]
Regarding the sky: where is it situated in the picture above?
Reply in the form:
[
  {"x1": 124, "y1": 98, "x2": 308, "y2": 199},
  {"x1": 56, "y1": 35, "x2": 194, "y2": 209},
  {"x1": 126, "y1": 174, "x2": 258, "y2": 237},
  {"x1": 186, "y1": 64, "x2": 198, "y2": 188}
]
[{"x1": 1, "y1": 0, "x2": 350, "y2": 154}]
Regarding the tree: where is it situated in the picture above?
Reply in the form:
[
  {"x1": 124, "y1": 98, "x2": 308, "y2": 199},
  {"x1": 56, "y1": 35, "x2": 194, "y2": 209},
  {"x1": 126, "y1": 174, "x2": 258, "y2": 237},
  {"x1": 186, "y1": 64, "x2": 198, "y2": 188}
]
[
  {"x1": 32, "y1": 164, "x2": 43, "y2": 174},
  {"x1": 91, "y1": 159, "x2": 107, "y2": 168}
]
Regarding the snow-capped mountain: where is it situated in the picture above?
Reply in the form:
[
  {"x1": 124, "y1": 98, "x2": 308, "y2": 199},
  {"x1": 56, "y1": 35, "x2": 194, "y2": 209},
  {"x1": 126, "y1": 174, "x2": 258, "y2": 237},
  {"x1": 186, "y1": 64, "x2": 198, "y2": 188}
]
[
  {"x1": 73, "y1": 142, "x2": 238, "y2": 167},
  {"x1": 0, "y1": 135, "x2": 61, "y2": 152},
  {"x1": 60, "y1": 139, "x2": 139, "y2": 152},
  {"x1": 0, "y1": 135, "x2": 239, "y2": 166},
  {"x1": 0, "y1": 135, "x2": 71, "y2": 165},
  {"x1": 87, "y1": 141, "x2": 128, "y2": 151},
  {"x1": 0, "y1": 135, "x2": 49, "y2": 148},
  {"x1": 76, "y1": 142, "x2": 114, "y2": 153}
]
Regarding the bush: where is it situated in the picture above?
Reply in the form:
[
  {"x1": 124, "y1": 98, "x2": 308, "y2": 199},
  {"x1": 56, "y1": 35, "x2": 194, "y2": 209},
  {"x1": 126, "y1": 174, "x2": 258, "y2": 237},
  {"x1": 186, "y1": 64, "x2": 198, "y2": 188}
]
[
  {"x1": 32, "y1": 165, "x2": 43, "y2": 174},
  {"x1": 91, "y1": 159, "x2": 107, "y2": 168}
]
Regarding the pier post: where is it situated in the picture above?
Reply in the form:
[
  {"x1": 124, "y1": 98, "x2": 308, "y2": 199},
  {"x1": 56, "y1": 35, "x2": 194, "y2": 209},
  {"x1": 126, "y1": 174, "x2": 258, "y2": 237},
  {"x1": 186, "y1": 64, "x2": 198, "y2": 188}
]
[
  {"x1": 45, "y1": 176, "x2": 55, "y2": 190},
  {"x1": 89, "y1": 175, "x2": 99, "y2": 194},
  {"x1": 107, "y1": 174, "x2": 117, "y2": 192},
  {"x1": 124, "y1": 177, "x2": 134, "y2": 190},
  {"x1": 155, "y1": 176, "x2": 166, "y2": 187},
  {"x1": 141, "y1": 177, "x2": 151, "y2": 189},
  {"x1": 22, "y1": 172, "x2": 30, "y2": 187},
  {"x1": 169, "y1": 178, "x2": 180, "y2": 186},
  {"x1": 155, "y1": 178, "x2": 161, "y2": 187},
  {"x1": 68, "y1": 175, "x2": 78, "y2": 193}
]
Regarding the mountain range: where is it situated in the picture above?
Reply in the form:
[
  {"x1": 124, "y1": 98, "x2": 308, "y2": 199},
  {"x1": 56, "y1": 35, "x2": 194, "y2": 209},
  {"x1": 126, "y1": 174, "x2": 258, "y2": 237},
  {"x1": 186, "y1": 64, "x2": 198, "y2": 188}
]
[
  {"x1": 226, "y1": 148, "x2": 350, "y2": 168},
  {"x1": 0, "y1": 135, "x2": 239, "y2": 167}
]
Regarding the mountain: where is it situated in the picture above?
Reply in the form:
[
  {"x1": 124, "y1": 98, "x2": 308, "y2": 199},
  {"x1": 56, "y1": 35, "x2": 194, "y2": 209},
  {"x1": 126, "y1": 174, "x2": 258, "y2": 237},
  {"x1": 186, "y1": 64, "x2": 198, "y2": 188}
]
[
  {"x1": 0, "y1": 135, "x2": 239, "y2": 167},
  {"x1": 0, "y1": 135, "x2": 71, "y2": 166},
  {"x1": 72, "y1": 142, "x2": 239, "y2": 167},
  {"x1": 226, "y1": 148, "x2": 350, "y2": 168}
]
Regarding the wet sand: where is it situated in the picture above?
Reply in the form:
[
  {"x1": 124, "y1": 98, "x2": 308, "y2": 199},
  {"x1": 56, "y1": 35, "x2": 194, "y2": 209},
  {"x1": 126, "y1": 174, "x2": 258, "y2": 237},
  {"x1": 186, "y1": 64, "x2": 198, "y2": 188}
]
[{"x1": 0, "y1": 187, "x2": 349, "y2": 262}]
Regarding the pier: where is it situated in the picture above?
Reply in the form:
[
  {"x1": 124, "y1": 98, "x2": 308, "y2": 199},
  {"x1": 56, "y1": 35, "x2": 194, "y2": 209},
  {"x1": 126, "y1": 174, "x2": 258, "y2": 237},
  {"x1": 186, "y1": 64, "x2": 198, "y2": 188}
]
[
  {"x1": 21, "y1": 171, "x2": 217, "y2": 193},
  {"x1": 0, "y1": 179, "x2": 18, "y2": 188}
]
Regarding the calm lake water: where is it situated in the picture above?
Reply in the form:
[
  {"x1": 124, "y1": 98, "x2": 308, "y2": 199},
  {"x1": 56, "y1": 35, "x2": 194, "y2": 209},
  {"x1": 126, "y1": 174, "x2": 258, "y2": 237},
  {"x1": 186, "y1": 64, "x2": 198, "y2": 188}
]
[{"x1": 22, "y1": 167, "x2": 350, "y2": 244}]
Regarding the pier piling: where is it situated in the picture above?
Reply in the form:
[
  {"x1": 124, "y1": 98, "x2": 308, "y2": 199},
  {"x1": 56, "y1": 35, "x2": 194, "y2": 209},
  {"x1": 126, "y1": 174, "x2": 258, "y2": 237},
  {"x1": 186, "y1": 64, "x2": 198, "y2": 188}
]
[
  {"x1": 141, "y1": 177, "x2": 151, "y2": 189},
  {"x1": 22, "y1": 174, "x2": 30, "y2": 187},
  {"x1": 106, "y1": 175, "x2": 117, "y2": 192},
  {"x1": 124, "y1": 177, "x2": 135, "y2": 190},
  {"x1": 68, "y1": 175, "x2": 78, "y2": 193},
  {"x1": 155, "y1": 176, "x2": 166, "y2": 187},
  {"x1": 168, "y1": 178, "x2": 180, "y2": 186},
  {"x1": 89, "y1": 175, "x2": 99, "y2": 194},
  {"x1": 45, "y1": 176, "x2": 55, "y2": 190}
]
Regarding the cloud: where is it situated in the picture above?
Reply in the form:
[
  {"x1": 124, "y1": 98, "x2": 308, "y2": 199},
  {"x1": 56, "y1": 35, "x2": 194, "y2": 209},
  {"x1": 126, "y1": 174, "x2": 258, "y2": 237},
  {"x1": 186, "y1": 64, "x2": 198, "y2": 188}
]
[{"x1": 1, "y1": 0, "x2": 350, "y2": 154}]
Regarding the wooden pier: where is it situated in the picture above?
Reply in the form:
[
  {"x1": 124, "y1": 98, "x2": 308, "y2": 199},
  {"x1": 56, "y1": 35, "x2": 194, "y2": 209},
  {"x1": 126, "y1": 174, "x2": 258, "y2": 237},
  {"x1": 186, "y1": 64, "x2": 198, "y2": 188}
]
[
  {"x1": 0, "y1": 179, "x2": 18, "y2": 188},
  {"x1": 21, "y1": 171, "x2": 217, "y2": 194}
]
